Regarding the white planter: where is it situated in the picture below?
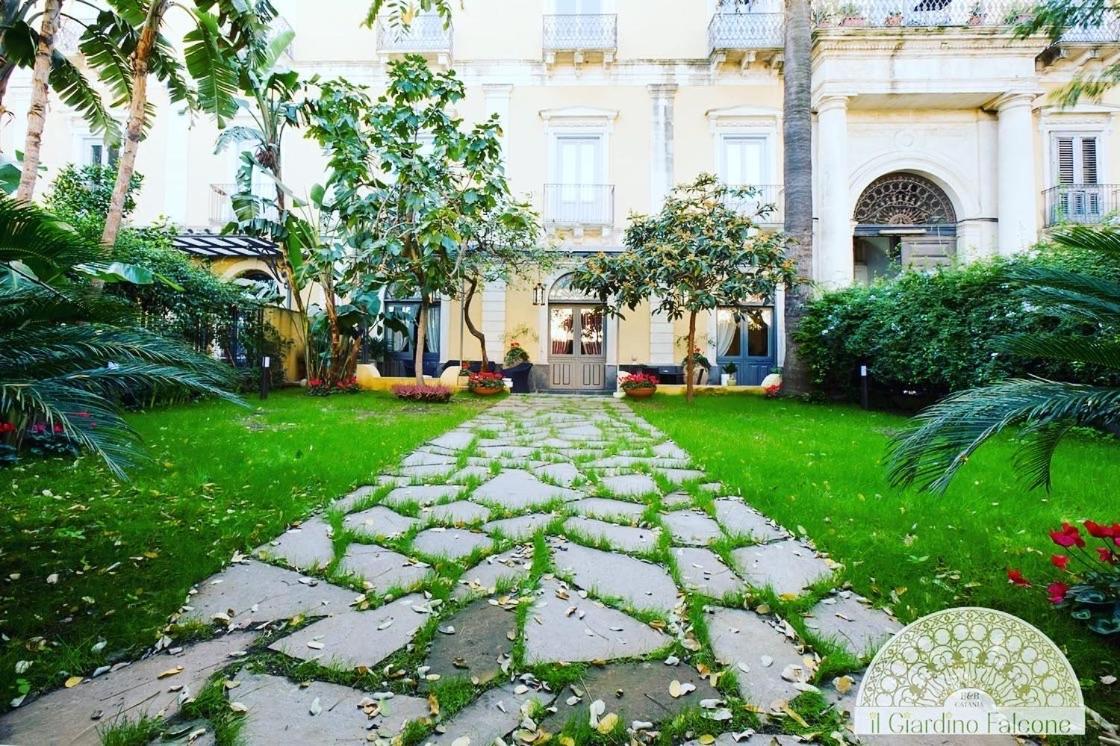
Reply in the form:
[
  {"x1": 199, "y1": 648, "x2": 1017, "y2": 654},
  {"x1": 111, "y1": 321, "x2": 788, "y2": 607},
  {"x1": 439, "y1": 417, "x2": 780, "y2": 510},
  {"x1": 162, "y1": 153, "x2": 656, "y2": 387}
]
[{"x1": 720, "y1": 373, "x2": 731, "y2": 386}]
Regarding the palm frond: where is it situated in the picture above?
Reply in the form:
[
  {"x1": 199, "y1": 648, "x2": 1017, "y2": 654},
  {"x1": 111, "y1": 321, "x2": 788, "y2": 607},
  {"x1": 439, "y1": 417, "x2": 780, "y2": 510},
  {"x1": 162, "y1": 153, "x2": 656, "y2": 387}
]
[
  {"x1": 183, "y1": 10, "x2": 239, "y2": 127},
  {"x1": 999, "y1": 333, "x2": 1120, "y2": 372},
  {"x1": 150, "y1": 32, "x2": 196, "y2": 108},
  {"x1": 78, "y1": 10, "x2": 135, "y2": 106},
  {"x1": 0, "y1": 197, "x2": 97, "y2": 280},
  {"x1": 48, "y1": 50, "x2": 121, "y2": 145},
  {"x1": 214, "y1": 124, "x2": 263, "y2": 154},
  {"x1": 887, "y1": 378, "x2": 1120, "y2": 493},
  {"x1": 1050, "y1": 224, "x2": 1120, "y2": 257}
]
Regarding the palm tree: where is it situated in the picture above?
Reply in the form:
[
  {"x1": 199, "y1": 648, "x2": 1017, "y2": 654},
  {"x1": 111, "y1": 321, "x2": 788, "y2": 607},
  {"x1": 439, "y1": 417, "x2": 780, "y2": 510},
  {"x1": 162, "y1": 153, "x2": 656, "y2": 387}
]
[
  {"x1": 13, "y1": 0, "x2": 60, "y2": 202},
  {"x1": 887, "y1": 225, "x2": 1120, "y2": 493},
  {"x1": 0, "y1": 196, "x2": 241, "y2": 477},
  {"x1": 97, "y1": 0, "x2": 276, "y2": 249},
  {"x1": 781, "y1": 0, "x2": 814, "y2": 393}
]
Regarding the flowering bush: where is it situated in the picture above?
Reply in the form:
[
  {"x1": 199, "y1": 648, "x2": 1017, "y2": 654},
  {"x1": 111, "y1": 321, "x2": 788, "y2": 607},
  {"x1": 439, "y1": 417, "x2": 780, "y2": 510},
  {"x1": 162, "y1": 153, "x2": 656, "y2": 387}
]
[
  {"x1": 621, "y1": 372, "x2": 659, "y2": 391},
  {"x1": 1008, "y1": 519, "x2": 1120, "y2": 636},
  {"x1": 503, "y1": 341, "x2": 530, "y2": 367},
  {"x1": 468, "y1": 371, "x2": 506, "y2": 392},
  {"x1": 307, "y1": 376, "x2": 360, "y2": 396},
  {"x1": 391, "y1": 384, "x2": 454, "y2": 403}
]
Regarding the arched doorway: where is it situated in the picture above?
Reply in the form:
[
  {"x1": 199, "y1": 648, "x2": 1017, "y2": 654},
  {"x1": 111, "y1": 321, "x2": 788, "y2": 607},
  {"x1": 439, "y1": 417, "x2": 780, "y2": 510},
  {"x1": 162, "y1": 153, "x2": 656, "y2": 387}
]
[
  {"x1": 853, "y1": 173, "x2": 958, "y2": 285},
  {"x1": 548, "y1": 273, "x2": 606, "y2": 391}
]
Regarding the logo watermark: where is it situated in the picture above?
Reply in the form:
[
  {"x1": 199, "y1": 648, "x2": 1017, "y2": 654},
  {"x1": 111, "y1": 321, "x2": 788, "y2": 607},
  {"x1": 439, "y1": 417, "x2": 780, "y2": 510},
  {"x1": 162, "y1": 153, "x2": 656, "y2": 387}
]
[{"x1": 853, "y1": 607, "x2": 1084, "y2": 737}]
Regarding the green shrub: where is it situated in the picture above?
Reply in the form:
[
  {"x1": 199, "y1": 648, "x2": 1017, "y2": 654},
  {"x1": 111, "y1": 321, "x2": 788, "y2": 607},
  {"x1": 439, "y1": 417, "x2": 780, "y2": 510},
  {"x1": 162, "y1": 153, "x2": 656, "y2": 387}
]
[{"x1": 795, "y1": 245, "x2": 1120, "y2": 401}]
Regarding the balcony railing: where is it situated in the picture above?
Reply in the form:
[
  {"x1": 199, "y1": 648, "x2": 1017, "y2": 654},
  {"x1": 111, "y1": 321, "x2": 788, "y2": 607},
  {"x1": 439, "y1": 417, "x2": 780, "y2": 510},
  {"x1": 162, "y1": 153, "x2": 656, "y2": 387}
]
[
  {"x1": 543, "y1": 184, "x2": 614, "y2": 227},
  {"x1": 709, "y1": 12, "x2": 784, "y2": 50},
  {"x1": 376, "y1": 14, "x2": 452, "y2": 54},
  {"x1": 725, "y1": 184, "x2": 785, "y2": 224},
  {"x1": 543, "y1": 14, "x2": 617, "y2": 52},
  {"x1": 1044, "y1": 184, "x2": 1120, "y2": 227},
  {"x1": 211, "y1": 184, "x2": 279, "y2": 227}
]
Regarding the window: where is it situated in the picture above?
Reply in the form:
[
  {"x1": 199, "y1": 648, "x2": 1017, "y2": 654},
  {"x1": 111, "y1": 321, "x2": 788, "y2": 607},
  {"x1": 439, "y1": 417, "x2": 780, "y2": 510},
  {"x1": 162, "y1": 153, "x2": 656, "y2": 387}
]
[
  {"x1": 82, "y1": 137, "x2": 119, "y2": 167},
  {"x1": 716, "y1": 307, "x2": 773, "y2": 360},
  {"x1": 1054, "y1": 134, "x2": 1099, "y2": 186},
  {"x1": 549, "y1": 134, "x2": 609, "y2": 224},
  {"x1": 719, "y1": 135, "x2": 767, "y2": 186}
]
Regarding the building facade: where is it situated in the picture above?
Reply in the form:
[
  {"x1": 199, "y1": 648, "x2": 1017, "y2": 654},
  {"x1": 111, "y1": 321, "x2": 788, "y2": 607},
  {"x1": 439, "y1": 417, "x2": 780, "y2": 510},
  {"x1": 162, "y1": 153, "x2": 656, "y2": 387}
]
[{"x1": 5, "y1": 0, "x2": 1120, "y2": 389}]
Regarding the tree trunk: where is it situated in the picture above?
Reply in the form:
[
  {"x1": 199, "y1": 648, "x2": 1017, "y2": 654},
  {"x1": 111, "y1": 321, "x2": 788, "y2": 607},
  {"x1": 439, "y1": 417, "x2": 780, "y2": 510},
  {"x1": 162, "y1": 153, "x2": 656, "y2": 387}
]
[
  {"x1": 782, "y1": 0, "x2": 815, "y2": 394},
  {"x1": 100, "y1": 0, "x2": 169, "y2": 249},
  {"x1": 15, "y1": 0, "x2": 63, "y2": 202},
  {"x1": 414, "y1": 296, "x2": 429, "y2": 386},
  {"x1": 462, "y1": 278, "x2": 488, "y2": 370},
  {"x1": 0, "y1": 62, "x2": 17, "y2": 117},
  {"x1": 685, "y1": 310, "x2": 697, "y2": 404}
]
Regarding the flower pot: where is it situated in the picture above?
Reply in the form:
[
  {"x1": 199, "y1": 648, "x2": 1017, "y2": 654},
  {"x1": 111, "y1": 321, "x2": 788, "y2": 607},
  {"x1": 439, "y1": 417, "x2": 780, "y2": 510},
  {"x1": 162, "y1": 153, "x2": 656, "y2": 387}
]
[
  {"x1": 840, "y1": 16, "x2": 866, "y2": 26},
  {"x1": 472, "y1": 386, "x2": 504, "y2": 396},
  {"x1": 727, "y1": 375, "x2": 737, "y2": 386},
  {"x1": 624, "y1": 387, "x2": 656, "y2": 399},
  {"x1": 885, "y1": 15, "x2": 903, "y2": 26}
]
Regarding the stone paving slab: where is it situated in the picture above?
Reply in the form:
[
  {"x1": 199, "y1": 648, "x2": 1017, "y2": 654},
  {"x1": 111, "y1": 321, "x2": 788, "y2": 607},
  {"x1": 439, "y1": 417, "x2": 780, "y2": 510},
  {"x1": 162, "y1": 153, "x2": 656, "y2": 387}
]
[
  {"x1": 181, "y1": 560, "x2": 357, "y2": 627},
  {"x1": 564, "y1": 516, "x2": 659, "y2": 554},
  {"x1": 402, "y1": 451, "x2": 457, "y2": 467},
  {"x1": 0, "y1": 633, "x2": 256, "y2": 746},
  {"x1": 599, "y1": 473, "x2": 660, "y2": 497},
  {"x1": 411, "y1": 527, "x2": 492, "y2": 560},
  {"x1": 424, "y1": 600, "x2": 515, "y2": 684},
  {"x1": 331, "y1": 485, "x2": 376, "y2": 513},
  {"x1": 706, "y1": 608, "x2": 806, "y2": 709},
  {"x1": 453, "y1": 545, "x2": 533, "y2": 599},
  {"x1": 662, "y1": 509, "x2": 724, "y2": 545},
  {"x1": 383, "y1": 484, "x2": 462, "y2": 508},
  {"x1": 426, "y1": 500, "x2": 491, "y2": 525},
  {"x1": 523, "y1": 580, "x2": 670, "y2": 664},
  {"x1": 540, "y1": 660, "x2": 719, "y2": 733},
  {"x1": 338, "y1": 544, "x2": 430, "y2": 595},
  {"x1": 269, "y1": 594, "x2": 431, "y2": 670},
  {"x1": 714, "y1": 500, "x2": 789, "y2": 544},
  {"x1": 343, "y1": 506, "x2": 421, "y2": 540},
  {"x1": 231, "y1": 671, "x2": 428, "y2": 744},
  {"x1": 481, "y1": 513, "x2": 555, "y2": 540},
  {"x1": 398, "y1": 463, "x2": 456, "y2": 479},
  {"x1": 535, "y1": 461, "x2": 582, "y2": 486},
  {"x1": 256, "y1": 517, "x2": 335, "y2": 570},
  {"x1": 655, "y1": 467, "x2": 707, "y2": 485},
  {"x1": 652, "y1": 442, "x2": 690, "y2": 460},
  {"x1": 662, "y1": 491, "x2": 695, "y2": 509},
  {"x1": 470, "y1": 469, "x2": 582, "y2": 509},
  {"x1": 803, "y1": 593, "x2": 902, "y2": 657},
  {"x1": 447, "y1": 465, "x2": 493, "y2": 483},
  {"x1": 430, "y1": 430, "x2": 474, "y2": 450},
  {"x1": 424, "y1": 683, "x2": 554, "y2": 745},
  {"x1": 550, "y1": 540, "x2": 679, "y2": 613},
  {"x1": 731, "y1": 541, "x2": 834, "y2": 597},
  {"x1": 672, "y1": 547, "x2": 743, "y2": 599},
  {"x1": 570, "y1": 497, "x2": 646, "y2": 522},
  {"x1": 682, "y1": 735, "x2": 806, "y2": 746}
]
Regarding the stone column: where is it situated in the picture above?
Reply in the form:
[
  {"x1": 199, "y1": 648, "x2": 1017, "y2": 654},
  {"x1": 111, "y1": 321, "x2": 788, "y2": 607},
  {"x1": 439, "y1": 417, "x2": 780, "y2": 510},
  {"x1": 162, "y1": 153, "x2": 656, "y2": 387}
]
[
  {"x1": 996, "y1": 93, "x2": 1039, "y2": 255},
  {"x1": 817, "y1": 95, "x2": 853, "y2": 289},
  {"x1": 648, "y1": 84, "x2": 678, "y2": 364}
]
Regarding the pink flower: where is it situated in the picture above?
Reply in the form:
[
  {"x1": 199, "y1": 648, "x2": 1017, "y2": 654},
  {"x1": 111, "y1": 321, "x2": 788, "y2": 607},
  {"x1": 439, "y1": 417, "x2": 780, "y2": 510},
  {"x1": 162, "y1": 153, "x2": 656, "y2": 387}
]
[
  {"x1": 1047, "y1": 582, "x2": 1069, "y2": 605},
  {"x1": 1050, "y1": 554, "x2": 1070, "y2": 571},
  {"x1": 1097, "y1": 547, "x2": 1117, "y2": 565},
  {"x1": 1049, "y1": 522, "x2": 1085, "y2": 548}
]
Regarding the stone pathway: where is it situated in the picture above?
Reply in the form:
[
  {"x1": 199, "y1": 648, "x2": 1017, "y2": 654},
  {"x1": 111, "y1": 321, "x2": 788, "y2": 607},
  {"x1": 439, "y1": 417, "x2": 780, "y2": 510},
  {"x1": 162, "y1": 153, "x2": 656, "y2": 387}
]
[{"x1": 0, "y1": 395, "x2": 911, "y2": 746}]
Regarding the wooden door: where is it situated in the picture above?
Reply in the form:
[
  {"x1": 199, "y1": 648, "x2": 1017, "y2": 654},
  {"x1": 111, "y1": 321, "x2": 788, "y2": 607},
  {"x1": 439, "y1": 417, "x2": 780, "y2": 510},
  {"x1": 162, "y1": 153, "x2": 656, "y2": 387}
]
[{"x1": 549, "y1": 305, "x2": 607, "y2": 391}]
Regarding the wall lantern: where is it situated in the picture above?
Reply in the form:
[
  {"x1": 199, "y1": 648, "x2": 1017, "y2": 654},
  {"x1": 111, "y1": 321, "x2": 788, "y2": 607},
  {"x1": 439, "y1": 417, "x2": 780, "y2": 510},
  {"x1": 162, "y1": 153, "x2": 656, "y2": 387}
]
[{"x1": 532, "y1": 282, "x2": 546, "y2": 306}]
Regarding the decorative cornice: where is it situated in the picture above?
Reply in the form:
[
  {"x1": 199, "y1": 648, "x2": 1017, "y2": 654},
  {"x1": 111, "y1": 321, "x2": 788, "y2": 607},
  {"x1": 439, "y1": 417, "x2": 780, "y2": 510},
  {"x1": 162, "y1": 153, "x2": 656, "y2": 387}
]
[{"x1": 539, "y1": 106, "x2": 620, "y2": 122}]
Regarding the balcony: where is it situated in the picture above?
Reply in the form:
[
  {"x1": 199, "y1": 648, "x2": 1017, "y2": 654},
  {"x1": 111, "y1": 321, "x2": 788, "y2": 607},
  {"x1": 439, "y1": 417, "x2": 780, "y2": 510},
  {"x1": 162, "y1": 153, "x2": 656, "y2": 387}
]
[
  {"x1": 211, "y1": 184, "x2": 278, "y2": 228},
  {"x1": 376, "y1": 14, "x2": 452, "y2": 63},
  {"x1": 543, "y1": 14, "x2": 617, "y2": 64},
  {"x1": 725, "y1": 184, "x2": 785, "y2": 225},
  {"x1": 1043, "y1": 184, "x2": 1120, "y2": 227},
  {"x1": 543, "y1": 184, "x2": 614, "y2": 229},
  {"x1": 709, "y1": 12, "x2": 784, "y2": 53}
]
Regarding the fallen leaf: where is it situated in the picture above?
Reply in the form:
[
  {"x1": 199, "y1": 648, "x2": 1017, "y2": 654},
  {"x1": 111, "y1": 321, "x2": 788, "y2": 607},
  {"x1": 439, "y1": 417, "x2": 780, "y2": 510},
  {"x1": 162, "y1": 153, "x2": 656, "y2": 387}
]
[
  {"x1": 309, "y1": 697, "x2": 322, "y2": 716},
  {"x1": 596, "y1": 712, "x2": 619, "y2": 734},
  {"x1": 64, "y1": 676, "x2": 82, "y2": 688}
]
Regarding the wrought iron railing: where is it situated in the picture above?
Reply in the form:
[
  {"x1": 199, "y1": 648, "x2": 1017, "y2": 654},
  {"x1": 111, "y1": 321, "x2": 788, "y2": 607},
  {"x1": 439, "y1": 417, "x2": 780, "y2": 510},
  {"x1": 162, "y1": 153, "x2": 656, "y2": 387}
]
[
  {"x1": 543, "y1": 14, "x2": 618, "y2": 52},
  {"x1": 1044, "y1": 184, "x2": 1120, "y2": 227},
  {"x1": 709, "y1": 12, "x2": 784, "y2": 50},
  {"x1": 543, "y1": 184, "x2": 615, "y2": 227},
  {"x1": 725, "y1": 184, "x2": 785, "y2": 224},
  {"x1": 210, "y1": 184, "x2": 279, "y2": 227},
  {"x1": 376, "y1": 14, "x2": 452, "y2": 53}
]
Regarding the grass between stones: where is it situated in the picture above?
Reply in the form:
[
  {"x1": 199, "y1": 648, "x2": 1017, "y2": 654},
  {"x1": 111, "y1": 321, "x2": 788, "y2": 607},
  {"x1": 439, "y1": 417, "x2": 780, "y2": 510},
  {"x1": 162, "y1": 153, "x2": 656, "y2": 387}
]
[
  {"x1": 0, "y1": 390, "x2": 494, "y2": 715},
  {"x1": 629, "y1": 393, "x2": 1120, "y2": 725}
]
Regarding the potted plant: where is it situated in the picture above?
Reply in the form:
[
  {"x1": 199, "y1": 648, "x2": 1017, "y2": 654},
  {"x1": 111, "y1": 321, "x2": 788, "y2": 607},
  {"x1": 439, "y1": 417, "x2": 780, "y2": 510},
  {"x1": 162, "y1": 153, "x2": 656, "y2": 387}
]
[
  {"x1": 838, "y1": 2, "x2": 866, "y2": 26},
  {"x1": 721, "y1": 362, "x2": 738, "y2": 386},
  {"x1": 812, "y1": 4, "x2": 836, "y2": 27},
  {"x1": 760, "y1": 366, "x2": 783, "y2": 398},
  {"x1": 467, "y1": 370, "x2": 506, "y2": 396},
  {"x1": 502, "y1": 341, "x2": 534, "y2": 393},
  {"x1": 1003, "y1": 2, "x2": 1031, "y2": 25},
  {"x1": 885, "y1": 9, "x2": 904, "y2": 26},
  {"x1": 620, "y1": 372, "x2": 659, "y2": 399},
  {"x1": 682, "y1": 348, "x2": 712, "y2": 385},
  {"x1": 503, "y1": 341, "x2": 530, "y2": 367},
  {"x1": 968, "y1": 2, "x2": 985, "y2": 25}
]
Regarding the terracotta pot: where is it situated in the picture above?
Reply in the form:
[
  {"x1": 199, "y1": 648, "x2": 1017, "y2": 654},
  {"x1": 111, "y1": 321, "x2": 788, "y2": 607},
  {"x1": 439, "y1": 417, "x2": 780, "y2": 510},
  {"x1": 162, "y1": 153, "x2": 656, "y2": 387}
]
[
  {"x1": 471, "y1": 386, "x2": 505, "y2": 396},
  {"x1": 624, "y1": 386, "x2": 656, "y2": 399}
]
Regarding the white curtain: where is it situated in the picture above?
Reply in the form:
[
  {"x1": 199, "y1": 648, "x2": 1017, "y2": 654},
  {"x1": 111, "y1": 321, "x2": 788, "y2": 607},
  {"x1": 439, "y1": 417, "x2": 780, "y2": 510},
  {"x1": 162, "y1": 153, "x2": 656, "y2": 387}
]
[
  {"x1": 425, "y1": 306, "x2": 440, "y2": 353},
  {"x1": 716, "y1": 310, "x2": 737, "y2": 357}
]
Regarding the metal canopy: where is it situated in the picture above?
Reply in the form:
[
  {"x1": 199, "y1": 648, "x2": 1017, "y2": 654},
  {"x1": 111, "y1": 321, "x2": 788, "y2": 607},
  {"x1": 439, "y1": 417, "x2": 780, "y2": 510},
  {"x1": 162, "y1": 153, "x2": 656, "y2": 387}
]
[{"x1": 172, "y1": 231, "x2": 280, "y2": 259}]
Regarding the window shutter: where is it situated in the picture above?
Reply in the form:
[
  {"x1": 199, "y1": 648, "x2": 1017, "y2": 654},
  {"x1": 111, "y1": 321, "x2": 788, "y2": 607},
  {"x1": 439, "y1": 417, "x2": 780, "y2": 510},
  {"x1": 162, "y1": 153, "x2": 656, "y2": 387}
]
[
  {"x1": 1081, "y1": 138, "x2": 1098, "y2": 184},
  {"x1": 1056, "y1": 137, "x2": 1075, "y2": 185}
]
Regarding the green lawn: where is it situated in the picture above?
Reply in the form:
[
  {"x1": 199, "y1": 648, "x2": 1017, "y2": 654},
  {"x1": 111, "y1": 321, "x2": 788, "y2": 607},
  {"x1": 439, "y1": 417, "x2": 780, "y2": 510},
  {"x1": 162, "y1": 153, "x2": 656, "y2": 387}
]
[
  {"x1": 631, "y1": 394, "x2": 1120, "y2": 722},
  {"x1": 0, "y1": 390, "x2": 492, "y2": 712}
]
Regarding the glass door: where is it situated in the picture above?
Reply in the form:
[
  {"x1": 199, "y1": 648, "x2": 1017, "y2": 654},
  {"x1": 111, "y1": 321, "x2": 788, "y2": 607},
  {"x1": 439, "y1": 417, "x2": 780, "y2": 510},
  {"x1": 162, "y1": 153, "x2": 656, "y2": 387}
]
[
  {"x1": 715, "y1": 307, "x2": 775, "y2": 386},
  {"x1": 549, "y1": 304, "x2": 607, "y2": 390}
]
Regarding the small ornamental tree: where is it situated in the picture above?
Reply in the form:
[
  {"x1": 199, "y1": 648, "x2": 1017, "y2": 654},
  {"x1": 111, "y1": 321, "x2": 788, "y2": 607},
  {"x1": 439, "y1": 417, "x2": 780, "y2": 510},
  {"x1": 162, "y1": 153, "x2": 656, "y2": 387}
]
[{"x1": 572, "y1": 173, "x2": 796, "y2": 402}]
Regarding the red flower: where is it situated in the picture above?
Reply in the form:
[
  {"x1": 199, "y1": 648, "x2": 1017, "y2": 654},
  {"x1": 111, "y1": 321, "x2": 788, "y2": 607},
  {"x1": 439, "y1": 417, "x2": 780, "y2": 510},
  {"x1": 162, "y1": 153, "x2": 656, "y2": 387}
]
[
  {"x1": 1007, "y1": 568, "x2": 1030, "y2": 587},
  {"x1": 1084, "y1": 520, "x2": 1116, "y2": 539},
  {"x1": 1049, "y1": 522, "x2": 1085, "y2": 548},
  {"x1": 1050, "y1": 554, "x2": 1070, "y2": 571},
  {"x1": 1097, "y1": 547, "x2": 1117, "y2": 565},
  {"x1": 0, "y1": 422, "x2": 14, "y2": 433},
  {"x1": 1047, "y1": 582, "x2": 1070, "y2": 605},
  {"x1": 53, "y1": 424, "x2": 64, "y2": 434}
]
